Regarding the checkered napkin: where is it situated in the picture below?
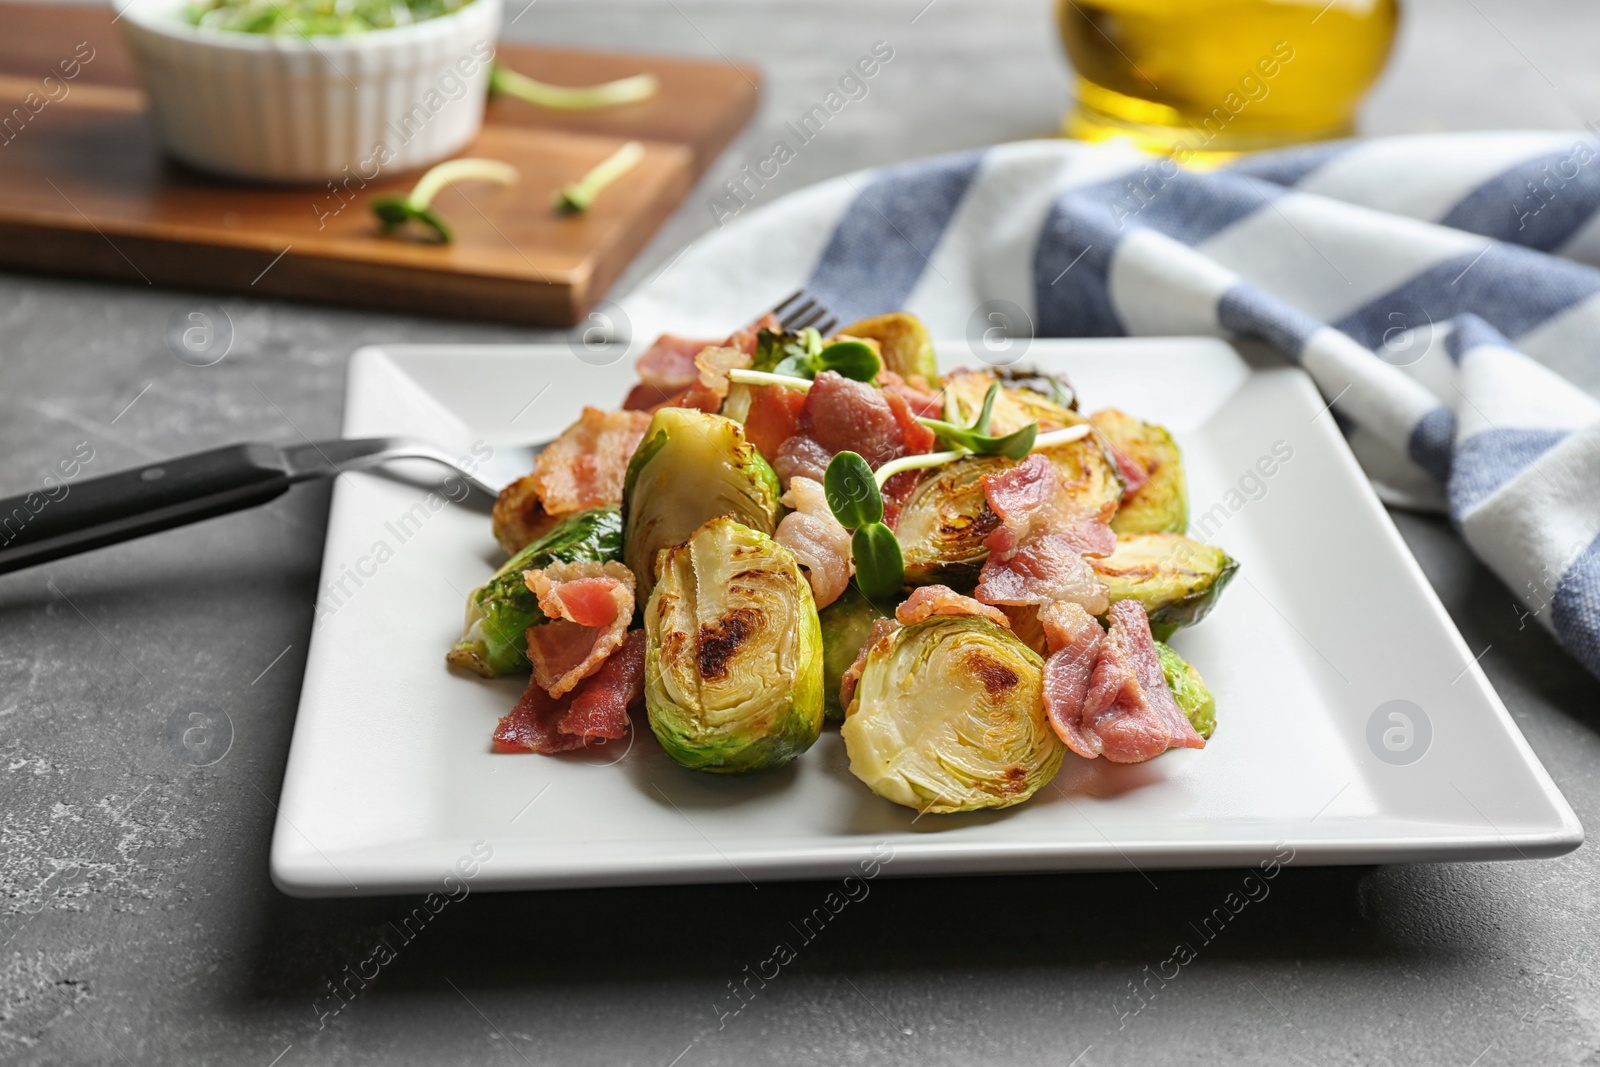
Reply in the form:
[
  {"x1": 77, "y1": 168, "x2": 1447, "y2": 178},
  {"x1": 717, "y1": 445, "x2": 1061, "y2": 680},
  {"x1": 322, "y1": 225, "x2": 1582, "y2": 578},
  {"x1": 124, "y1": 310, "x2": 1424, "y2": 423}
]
[{"x1": 623, "y1": 133, "x2": 1600, "y2": 681}]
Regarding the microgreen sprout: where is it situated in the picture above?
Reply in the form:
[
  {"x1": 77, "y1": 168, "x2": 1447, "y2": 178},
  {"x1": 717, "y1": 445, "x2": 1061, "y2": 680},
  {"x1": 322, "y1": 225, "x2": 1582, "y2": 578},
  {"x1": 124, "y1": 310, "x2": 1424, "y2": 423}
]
[
  {"x1": 369, "y1": 157, "x2": 518, "y2": 243},
  {"x1": 918, "y1": 381, "x2": 1038, "y2": 458},
  {"x1": 824, "y1": 451, "x2": 904, "y2": 601},
  {"x1": 554, "y1": 140, "x2": 645, "y2": 214},
  {"x1": 754, "y1": 327, "x2": 881, "y2": 383},
  {"x1": 490, "y1": 63, "x2": 660, "y2": 111}
]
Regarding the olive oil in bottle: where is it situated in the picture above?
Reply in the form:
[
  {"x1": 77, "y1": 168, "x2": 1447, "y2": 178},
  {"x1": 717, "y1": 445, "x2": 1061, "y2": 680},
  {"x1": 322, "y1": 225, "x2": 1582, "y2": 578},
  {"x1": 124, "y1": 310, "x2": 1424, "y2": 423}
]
[{"x1": 1058, "y1": 0, "x2": 1399, "y2": 161}]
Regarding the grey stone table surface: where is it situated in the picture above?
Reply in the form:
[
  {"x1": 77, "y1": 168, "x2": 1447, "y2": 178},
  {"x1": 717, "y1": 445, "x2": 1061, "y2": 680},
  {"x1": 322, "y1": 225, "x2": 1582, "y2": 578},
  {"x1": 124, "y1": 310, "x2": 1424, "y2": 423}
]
[{"x1": 5, "y1": 0, "x2": 1600, "y2": 1064}]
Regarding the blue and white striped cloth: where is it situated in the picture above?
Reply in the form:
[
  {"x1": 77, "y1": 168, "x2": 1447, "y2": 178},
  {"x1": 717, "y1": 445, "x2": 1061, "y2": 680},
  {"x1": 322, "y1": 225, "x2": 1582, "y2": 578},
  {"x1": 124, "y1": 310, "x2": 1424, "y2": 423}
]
[{"x1": 624, "y1": 134, "x2": 1600, "y2": 681}]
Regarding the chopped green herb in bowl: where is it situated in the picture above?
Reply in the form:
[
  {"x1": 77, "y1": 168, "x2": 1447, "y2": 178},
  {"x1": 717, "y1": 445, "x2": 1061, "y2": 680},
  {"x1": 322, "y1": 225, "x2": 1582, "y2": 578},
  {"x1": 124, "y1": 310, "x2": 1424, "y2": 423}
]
[{"x1": 184, "y1": 0, "x2": 476, "y2": 35}]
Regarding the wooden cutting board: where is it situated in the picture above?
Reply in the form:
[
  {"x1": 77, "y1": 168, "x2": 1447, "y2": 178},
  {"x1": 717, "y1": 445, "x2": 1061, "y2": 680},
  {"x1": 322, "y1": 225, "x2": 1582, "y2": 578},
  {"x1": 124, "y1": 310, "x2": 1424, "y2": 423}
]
[{"x1": 0, "y1": 2, "x2": 759, "y2": 325}]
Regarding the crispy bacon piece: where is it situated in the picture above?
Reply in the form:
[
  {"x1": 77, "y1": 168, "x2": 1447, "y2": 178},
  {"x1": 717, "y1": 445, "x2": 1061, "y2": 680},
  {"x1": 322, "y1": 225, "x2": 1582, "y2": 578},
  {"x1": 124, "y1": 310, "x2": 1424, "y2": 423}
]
[
  {"x1": 773, "y1": 433, "x2": 835, "y2": 487},
  {"x1": 895, "y1": 584, "x2": 1010, "y2": 628},
  {"x1": 743, "y1": 384, "x2": 808, "y2": 461},
  {"x1": 494, "y1": 630, "x2": 645, "y2": 753},
  {"x1": 974, "y1": 535, "x2": 1110, "y2": 614},
  {"x1": 1111, "y1": 447, "x2": 1150, "y2": 495},
  {"x1": 635, "y1": 334, "x2": 712, "y2": 395},
  {"x1": 680, "y1": 344, "x2": 751, "y2": 412},
  {"x1": 528, "y1": 407, "x2": 651, "y2": 518},
  {"x1": 1038, "y1": 601, "x2": 1105, "y2": 757},
  {"x1": 776, "y1": 477, "x2": 852, "y2": 609},
  {"x1": 770, "y1": 370, "x2": 936, "y2": 489},
  {"x1": 981, "y1": 455, "x2": 1116, "y2": 559},
  {"x1": 491, "y1": 475, "x2": 562, "y2": 555},
  {"x1": 877, "y1": 370, "x2": 943, "y2": 419},
  {"x1": 628, "y1": 315, "x2": 781, "y2": 405},
  {"x1": 802, "y1": 371, "x2": 914, "y2": 469},
  {"x1": 1069, "y1": 600, "x2": 1204, "y2": 763},
  {"x1": 838, "y1": 616, "x2": 901, "y2": 712},
  {"x1": 524, "y1": 561, "x2": 635, "y2": 698},
  {"x1": 974, "y1": 455, "x2": 1113, "y2": 613}
]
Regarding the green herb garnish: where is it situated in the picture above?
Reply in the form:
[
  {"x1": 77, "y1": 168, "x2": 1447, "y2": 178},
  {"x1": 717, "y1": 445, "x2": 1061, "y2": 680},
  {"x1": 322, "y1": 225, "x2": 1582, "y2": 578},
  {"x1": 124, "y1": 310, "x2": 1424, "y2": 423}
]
[
  {"x1": 185, "y1": 0, "x2": 472, "y2": 34},
  {"x1": 491, "y1": 63, "x2": 659, "y2": 111},
  {"x1": 917, "y1": 381, "x2": 1038, "y2": 459},
  {"x1": 825, "y1": 451, "x2": 904, "y2": 601},
  {"x1": 370, "y1": 157, "x2": 518, "y2": 243},
  {"x1": 554, "y1": 140, "x2": 644, "y2": 214}
]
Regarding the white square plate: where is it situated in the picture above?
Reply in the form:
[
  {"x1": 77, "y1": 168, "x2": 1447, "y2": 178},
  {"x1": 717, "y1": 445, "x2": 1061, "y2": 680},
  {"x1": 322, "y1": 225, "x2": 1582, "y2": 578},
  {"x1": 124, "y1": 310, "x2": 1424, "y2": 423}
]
[{"x1": 271, "y1": 338, "x2": 1582, "y2": 896}]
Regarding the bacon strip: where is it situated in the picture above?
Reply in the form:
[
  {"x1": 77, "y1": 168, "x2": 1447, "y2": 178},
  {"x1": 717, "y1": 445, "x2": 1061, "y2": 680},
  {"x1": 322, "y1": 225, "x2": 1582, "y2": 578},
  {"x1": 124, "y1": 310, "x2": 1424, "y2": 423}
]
[
  {"x1": 771, "y1": 370, "x2": 935, "y2": 488},
  {"x1": 1054, "y1": 600, "x2": 1204, "y2": 763},
  {"x1": 974, "y1": 455, "x2": 1113, "y2": 614},
  {"x1": 1039, "y1": 601, "x2": 1105, "y2": 757},
  {"x1": 895, "y1": 584, "x2": 1010, "y2": 628},
  {"x1": 494, "y1": 630, "x2": 645, "y2": 753},
  {"x1": 524, "y1": 561, "x2": 635, "y2": 698},
  {"x1": 776, "y1": 477, "x2": 852, "y2": 609},
  {"x1": 838, "y1": 616, "x2": 901, "y2": 712},
  {"x1": 529, "y1": 407, "x2": 651, "y2": 518}
]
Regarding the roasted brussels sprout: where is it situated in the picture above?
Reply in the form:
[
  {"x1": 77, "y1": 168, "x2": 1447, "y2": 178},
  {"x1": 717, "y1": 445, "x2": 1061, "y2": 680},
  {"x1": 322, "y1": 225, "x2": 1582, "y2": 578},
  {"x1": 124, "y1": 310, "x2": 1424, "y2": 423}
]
[
  {"x1": 1036, "y1": 422, "x2": 1125, "y2": 522},
  {"x1": 623, "y1": 407, "x2": 782, "y2": 602},
  {"x1": 840, "y1": 614, "x2": 1062, "y2": 812},
  {"x1": 448, "y1": 505, "x2": 624, "y2": 677},
  {"x1": 818, "y1": 585, "x2": 892, "y2": 721},
  {"x1": 644, "y1": 517, "x2": 824, "y2": 773},
  {"x1": 1090, "y1": 532, "x2": 1238, "y2": 641},
  {"x1": 1157, "y1": 641, "x2": 1216, "y2": 739},
  {"x1": 894, "y1": 454, "x2": 1008, "y2": 588},
  {"x1": 1090, "y1": 409, "x2": 1186, "y2": 534},
  {"x1": 838, "y1": 312, "x2": 937, "y2": 383},
  {"x1": 995, "y1": 365, "x2": 1076, "y2": 411}
]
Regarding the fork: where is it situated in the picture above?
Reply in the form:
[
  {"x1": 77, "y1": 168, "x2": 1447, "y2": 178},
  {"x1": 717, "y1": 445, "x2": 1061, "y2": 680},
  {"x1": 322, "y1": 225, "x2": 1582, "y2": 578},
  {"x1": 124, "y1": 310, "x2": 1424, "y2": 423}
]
[{"x1": 0, "y1": 291, "x2": 841, "y2": 577}]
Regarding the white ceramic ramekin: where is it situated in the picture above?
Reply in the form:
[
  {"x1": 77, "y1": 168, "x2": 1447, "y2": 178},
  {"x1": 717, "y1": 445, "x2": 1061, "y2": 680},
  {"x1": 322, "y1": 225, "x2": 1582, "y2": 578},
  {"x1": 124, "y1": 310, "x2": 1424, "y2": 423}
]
[{"x1": 119, "y1": 0, "x2": 502, "y2": 183}]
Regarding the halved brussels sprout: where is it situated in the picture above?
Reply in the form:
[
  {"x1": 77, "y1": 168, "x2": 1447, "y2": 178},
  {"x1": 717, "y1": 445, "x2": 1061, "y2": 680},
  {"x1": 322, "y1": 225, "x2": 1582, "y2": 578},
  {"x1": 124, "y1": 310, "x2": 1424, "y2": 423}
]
[
  {"x1": 644, "y1": 517, "x2": 824, "y2": 773},
  {"x1": 623, "y1": 407, "x2": 782, "y2": 603},
  {"x1": 838, "y1": 312, "x2": 937, "y2": 383},
  {"x1": 1090, "y1": 409, "x2": 1186, "y2": 535},
  {"x1": 1157, "y1": 641, "x2": 1216, "y2": 739},
  {"x1": 995, "y1": 365, "x2": 1076, "y2": 411},
  {"x1": 1090, "y1": 532, "x2": 1238, "y2": 641},
  {"x1": 1036, "y1": 422, "x2": 1125, "y2": 523},
  {"x1": 818, "y1": 585, "x2": 892, "y2": 721},
  {"x1": 840, "y1": 614, "x2": 1062, "y2": 813},
  {"x1": 448, "y1": 505, "x2": 624, "y2": 677},
  {"x1": 894, "y1": 454, "x2": 1008, "y2": 589},
  {"x1": 942, "y1": 370, "x2": 1079, "y2": 434}
]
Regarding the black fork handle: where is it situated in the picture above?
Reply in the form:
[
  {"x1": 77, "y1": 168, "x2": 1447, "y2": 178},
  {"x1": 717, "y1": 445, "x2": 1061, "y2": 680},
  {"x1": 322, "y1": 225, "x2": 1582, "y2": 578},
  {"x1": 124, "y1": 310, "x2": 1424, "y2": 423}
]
[{"x1": 0, "y1": 443, "x2": 296, "y2": 576}]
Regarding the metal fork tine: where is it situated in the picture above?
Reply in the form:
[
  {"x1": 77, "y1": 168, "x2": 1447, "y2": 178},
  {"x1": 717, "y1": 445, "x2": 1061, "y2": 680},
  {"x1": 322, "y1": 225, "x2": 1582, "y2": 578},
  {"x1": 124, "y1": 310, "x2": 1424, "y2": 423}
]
[
  {"x1": 770, "y1": 289, "x2": 839, "y2": 336},
  {"x1": 781, "y1": 298, "x2": 818, "y2": 330}
]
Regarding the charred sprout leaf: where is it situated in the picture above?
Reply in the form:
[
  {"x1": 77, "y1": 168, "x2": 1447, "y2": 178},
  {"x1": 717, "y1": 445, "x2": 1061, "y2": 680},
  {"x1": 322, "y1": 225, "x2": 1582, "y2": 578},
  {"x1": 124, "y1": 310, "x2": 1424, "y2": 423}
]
[
  {"x1": 838, "y1": 312, "x2": 938, "y2": 383},
  {"x1": 490, "y1": 62, "x2": 660, "y2": 111},
  {"x1": 818, "y1": 586, "x2": 891, "y2": 721},
  {"x1": 622, "y1": 407, "x2": 781, "y2": 603},
  {"x1": 1157, "y1": 641, "x2": 1216, "y2": 738},
  {"x1": 447, "y1": 505, "x2": 623, "y2": 677},
  {"x1": 1089, "y1": 409, "x2": 1187, "y2": 535},
  {"x1": 840, "y1": 614, "x2": 1063, "y2": 813},
  {"x1": 1090, "y1": 532, "x2": 1238, "y2": 641},
  {"x1": 851, "y1": 524, "x2": 904, "y2": 603},
  {"x1": 644, "y1": 517, "x2": 824, "y2": 773},
  {"x1": 1035, "y1": 422, "x2": 1126, "y2": 520},
  {"x1": 371, "y1": 157, "x2": 518, "y2": 243},
  {"x1": 555, "y1": 140, "x2": 644, "y2": 214},
  {"x1": 823, "y1": 451, "x2": 882, "y2": 529}
]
